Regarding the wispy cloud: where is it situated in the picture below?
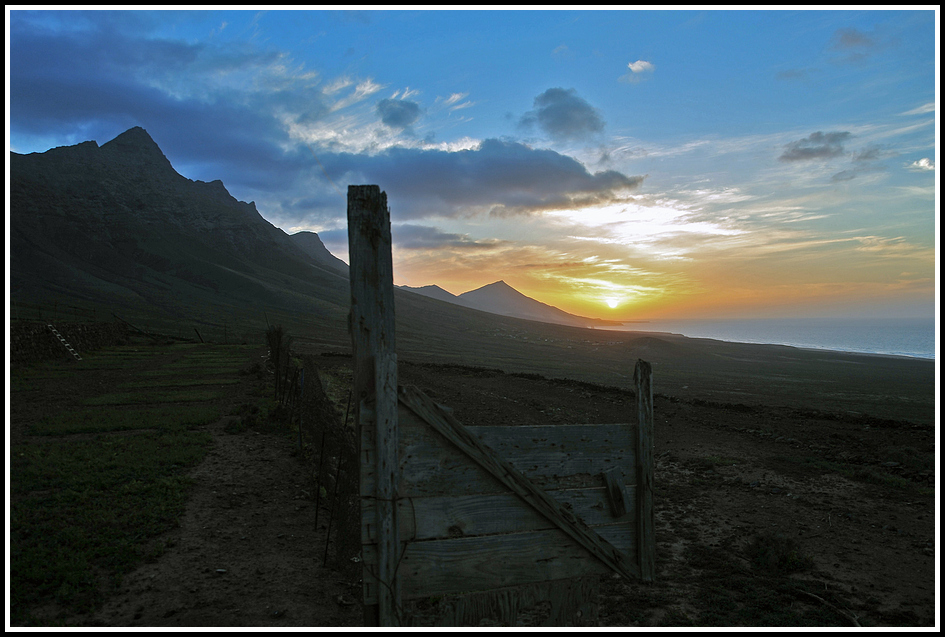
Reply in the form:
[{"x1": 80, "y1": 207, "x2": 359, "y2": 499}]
[{"x1": 901, "y1": 102, "x2": 935, "y2": 116}]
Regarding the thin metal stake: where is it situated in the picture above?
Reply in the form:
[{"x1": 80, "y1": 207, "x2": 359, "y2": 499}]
[
  {"x1": 297, "y1": 368, "x2": 305, "y2": 452},
  {"x1": 314, "y1": 430, "x2": 327, "y2": 528},
  {"x1": 323, "y1": 450, "x2": 344, "y2": 567}
]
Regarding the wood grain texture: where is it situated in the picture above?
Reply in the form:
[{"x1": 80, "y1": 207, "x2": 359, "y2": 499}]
[
  {"x1": 363, "y1": 403, "x2": 637, "y2": 496},
  {"x1": 401, "y1": 577, "x2": 600, "y2": 626},
  {"x1": 399, "y1": 384, "x2": 641, "y2": 583},
  {"x1": 363, "y1": 524, "x2": 636, "y2": 603},
  {"x1": 348, "y1": 185, "x2": 399, "y2": 625},
  {"x1": 361, "y1": 486, "x2": 638, "y2": 543}
]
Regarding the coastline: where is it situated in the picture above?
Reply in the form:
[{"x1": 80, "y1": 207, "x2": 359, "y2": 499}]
[{"x1": 595, "y1": 317, "x2": 936, "y2": 361}]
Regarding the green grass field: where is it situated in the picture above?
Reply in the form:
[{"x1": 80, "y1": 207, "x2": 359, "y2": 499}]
[{"x1": 9, "y1": 341, "x2": 259, "y2": 626}]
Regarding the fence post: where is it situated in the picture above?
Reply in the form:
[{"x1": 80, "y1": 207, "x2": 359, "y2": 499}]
[
  {"x1": 633, "y1": 359, "x2": 655, "y2": 582},
  {"x1": 348, "y1": 185, "x2": 401, "y2": 626}
]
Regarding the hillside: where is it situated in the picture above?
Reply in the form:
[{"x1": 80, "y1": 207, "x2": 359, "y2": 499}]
[{"x1": 10, "y1": 127, "x2": 351, "y2": 337}]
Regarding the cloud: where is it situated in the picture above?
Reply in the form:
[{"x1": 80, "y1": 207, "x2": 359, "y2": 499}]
[
  {"x1": 779, "y1": 131, "x2": 851, "y2": 162},
  {"x1": 519, "y1": 88, "x2": 605, "y2": 143},
  {"x1": 830, "y1": 27, "x2": 877, "y2": 50},
  {"x1": 392, "y1": 224, "x2": 505, "y2": 250},
  {"x1": 376, "y1": 98, "x2": 422, "y2": 130},
  {"x1": 905, "y1": 158, "x2": 935, "y2": 172},
  {"x1": 320, "y1": 138, "x2": 645, "y2": 219},
  {"x1": 901, "y1": 102, "x2": 935, "y2": 116},
  {"x1": 828, "y1": 27, "x2": 890, "y2": 64},
  {"x1": 852, "y1": 144, "x2": 894, "y2": 163},
  {"x1": 619, "y1": 59, "x2": 655, "y2": 84}
]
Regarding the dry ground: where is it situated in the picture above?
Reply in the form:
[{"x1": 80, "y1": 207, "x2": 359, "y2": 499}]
[{"x1": 9, "y1": 344, "x2": 937, "y2": 627}]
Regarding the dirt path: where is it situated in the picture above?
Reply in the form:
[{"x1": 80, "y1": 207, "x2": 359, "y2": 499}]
[{"x1": 86, "y1": 401, "x2": 361, "y2": 627}]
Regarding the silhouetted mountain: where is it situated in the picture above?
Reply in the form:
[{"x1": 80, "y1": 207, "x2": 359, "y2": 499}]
[
  {"x1": 458, "y1": 280, "x2": 619, "y2": 327},
  {"x1": 398, "y1": 284, "x2": 462, "y2": 304},
  {"x1": 10, "y1": 127, "x2": 616, "y2": 353},
  {"x1": 10, "y1": 127, "x2": 349, "y2": 327},
  {"x1": 399, "y1": 279, "x2": 621, "y2": 328},
  {"x1": 289, "y1": 231, "x2": 349, "y2": 275}
]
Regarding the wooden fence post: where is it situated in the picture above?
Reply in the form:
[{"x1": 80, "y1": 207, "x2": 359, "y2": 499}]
[
  {"x1": 634, "y1": 359, "x2": 655, "y2": 582},
  {"x1": 348, "y1": 185, "x2": 401, "y2": 626}
]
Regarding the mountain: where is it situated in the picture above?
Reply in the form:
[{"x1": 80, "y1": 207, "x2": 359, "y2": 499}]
[
  {"x1": 400, "y1": 280, "x2": 621, "y2": 328},
  {"x1": 12, "y1": 126, "x2": 616, "y2": 346},
  {"x1": 10, "y1": 126, "x2": 350, "y2": 334},
  {"x1": 459, "y1": 280, "x2": 620, "y2": 328},
  {"x1": 398, "y1": 284, "x2": 461, "y2": 304},
  {"x1": 289, "y1": 231, "x2": 349, "y2": 274}
]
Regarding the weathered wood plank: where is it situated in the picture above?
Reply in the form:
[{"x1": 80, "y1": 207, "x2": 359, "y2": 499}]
[
  {"x1": 634, "y1": 359, "x2": 655, "y2": 582},
  {"x1": 347, "y1": 185, "x2": 395, "y2": 414},
  {"x1": 602, "y1": 468, "x2": 631, "y2": 519},
  {"x1": 362, "y1": 486, "x2": 638, "y2": 543},
  {"x1": 373, "y1": 351, "x2": 401, "y2": 622},
  {"x1": 362, "y1": 403, "x2": 638, "y2": 496},
  {"x1": 363, "y1": 524, "x2": 636, "y2": 604},
  {"x1": 349, "y1": 184, "x2": 399, "y2": 626},
  {"x1": 399, "y1": 384, "x2": 641, "y2": 583},
  {"x1": 402, "y1": 577, "x2": 600, "y2": 627}
]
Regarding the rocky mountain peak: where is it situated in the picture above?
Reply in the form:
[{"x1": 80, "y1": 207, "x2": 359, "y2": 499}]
[{"x1": 99, "y1": 126, "x2": 177, "y2": 176}]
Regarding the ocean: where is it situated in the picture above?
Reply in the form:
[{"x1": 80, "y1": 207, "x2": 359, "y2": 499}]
[{"x1": 601, "y1": 317, "x2": 936, "y2": 360}]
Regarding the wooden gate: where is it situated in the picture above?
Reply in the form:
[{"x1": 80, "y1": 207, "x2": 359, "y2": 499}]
[{"x1": 348, "y1": 185, "x2": 654, "y2": 626}]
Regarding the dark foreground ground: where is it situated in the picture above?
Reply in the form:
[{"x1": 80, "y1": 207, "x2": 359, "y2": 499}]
[{"x1": 9, "y1": 331, "x2": 937, "y2": 627}]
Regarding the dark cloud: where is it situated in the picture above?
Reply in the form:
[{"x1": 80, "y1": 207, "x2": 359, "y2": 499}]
[
  {"x1": 852, "y1": 144, "x2": 888, "y2": 163},
  {"x1": 831, "y1": 164, "x2": 887, "y2": 183},
  {"x1": 376, "y1": 98, "x2": 422, "y2": 130},
  {"x1": 830, "y1": 27, "x2": 877, "y2": 51},
  {"x1": 9, "y1": 14, "x2": 323, "y2": 194},
  {"x1": 9, "y1": 15, "x2": 642, "y2": 231},
  {"x1": 779, "y1": 131, "x2": 851, "y2": 162},
  {"x1": 828, "y1": 27, "x2": 891, "y2": 64},
  {"x1": 392, "y1": 224, "x2": 504, "y2": 250},
  {"x1": 520, "y1": 88, "x2": 605, "y2": 143},
  {"x1": 321, "y1": 139, "x2": 644, "y2": 219}
]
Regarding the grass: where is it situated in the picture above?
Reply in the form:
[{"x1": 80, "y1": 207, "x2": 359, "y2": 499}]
[
  {"x1": 11, "y1": 427, "x2": 212, "y2": 624},
  {"x1": 118, "y1": 377, "x2": 240, "y2": 389},
  {"x1": 32, "y1": 405, "x2": 221, "y2": 436},
  {"x1": 81, "y1": 389, "x2": 225, "y2": 406},
  {"x1": 8, "y1": 341, "x2": 257, "y2": 626}
]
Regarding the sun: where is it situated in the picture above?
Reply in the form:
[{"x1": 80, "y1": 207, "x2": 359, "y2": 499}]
[{"x1": 605, "y1": 297, "x2": 620, "y2": 309}]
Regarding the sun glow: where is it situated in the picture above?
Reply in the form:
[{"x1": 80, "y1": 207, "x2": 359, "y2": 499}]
[{"x1": 605, "y1": 297, "x2": 620, "y2": 308}]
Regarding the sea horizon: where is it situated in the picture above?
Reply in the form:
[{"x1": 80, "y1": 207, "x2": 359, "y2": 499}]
[{"x1": 600, "y1": 316, "x2": 936, "y2": 360}]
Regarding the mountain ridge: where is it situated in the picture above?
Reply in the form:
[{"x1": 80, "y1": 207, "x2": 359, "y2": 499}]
[{"x1": 401, "y1": 279, "x2": 622, "y2": 328}]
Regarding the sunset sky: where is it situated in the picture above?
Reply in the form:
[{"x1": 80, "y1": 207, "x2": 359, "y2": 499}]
[{"x1": 7, "y1": 8, "x2": 939, "y2": 320}]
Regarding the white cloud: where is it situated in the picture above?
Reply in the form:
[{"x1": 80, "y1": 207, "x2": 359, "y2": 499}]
[
  {"x1": 619, "y1": 59, "x2": 655, "y2": 84},
  {"x1": 905, "y1": 158, "x2": 935, "y2": 172}
]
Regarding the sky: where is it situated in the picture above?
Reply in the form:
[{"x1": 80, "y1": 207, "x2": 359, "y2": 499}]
[{"x1": 6, "y1": 7, "x2": 940, "y2": 320}]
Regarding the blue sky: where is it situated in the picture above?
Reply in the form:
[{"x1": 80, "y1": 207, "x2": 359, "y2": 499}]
[{"x1": 6, "y1": 8, "x2": 939, "y2": 319}]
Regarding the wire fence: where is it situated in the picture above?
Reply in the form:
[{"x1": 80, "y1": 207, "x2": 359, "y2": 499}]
[{"x1": 265, "y1": 329, "x2": 360, "y2": 577}]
